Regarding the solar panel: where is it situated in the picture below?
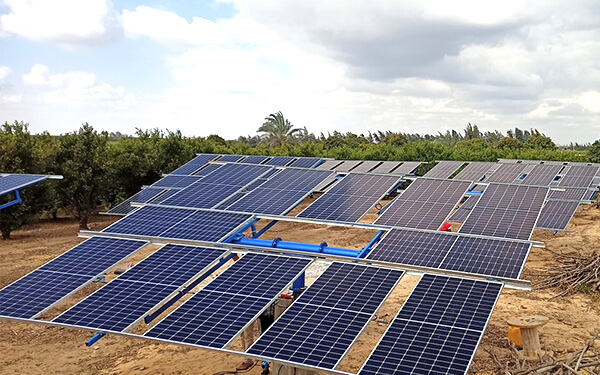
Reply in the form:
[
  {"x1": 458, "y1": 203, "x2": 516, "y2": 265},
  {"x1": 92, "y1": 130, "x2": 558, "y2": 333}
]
[
  {"x1": 315, "y1": 160, "x2": 343, "y2": 170},
  {"x1": 0, "y1": 174, "x2": 47, "y2": 196},
  {"x1": 265, "y1": 156, "x2": 295, "y2": 166},
  {"x1": 359, "y1": 274, "x2": 502, "y2": 375},
  {"x1": 150, "y1": 189, "x2": 180, "y2": 204},
  {"x1": 367, "y1": 230, "x2": 457, "y2": 268},
  {"x1": 547, "y1": 188, "x2": 589, "y2": 201},
  {"x1": 520, "y1": 164, "x2": 562, "y2": 186},
  {"x1": 225, "y1": 169, "x2": 333, "y2": 215},
  {"x1": 218, "y1": 155, "x2": 245, "y2": 162},
  {"x1": 440, "y1": 237, "x2": 531, "y2": 279},
  {"x1": 151, "y1": 175, "x2": 203, "y2": 189},
  {"x1": 459, "y1": 184, "x2": 547, "y2": 240},
  {"x1": 0, "y1": 237, "x2": 147, "y2": 319},
  {"x1": 241, "y1": 155, "x2": 270, "y2": 164},
  {"x1": 559, "y1": 165, "x2": 599, "y2": 187},
  {"x1": 53, "y1": 245, "x2": 226, "y2": 331},
  {"x1": 370, "y1": 161, "x2": 402, "y2": 174},
  {"x1": 288, "y1": 157, "x2": 321, "y2": 169},
  {"x1": 350, "y1": 160, "x2": 381, "y2": 173},
  {"x1": 102, "y1": 206, "x2": 252, "y2": 242},
  {"x1": 144, "y1": 254, "x2": 311, "y2": 348},
  {"x1": 160, "y1": 164, "x2": 272, "y2": 209},
  {"x1": 591, "y1": 176, "x2": 600, "y2": 187},
  {"x1": 333, "y1": 160, "x2": 363, "y2": 172},
  {"x1": 484, "y1": 163, "x2": 527, "y2": 183},
  {"x1": 391, "y1": 161, "x2": 421, "y2": 175},
  {"x1": 424, "y1": 161, "x2": 464, "y2": 179},
  {"x1": 194, "y1": 164, "x2": 223, "y2": 176},
  {"x1": 375, "y1": 179, "x2": 470, "y2": 230},
  {"x1": 247, "y1": 263, "x2": 404, "y2": 370},
  {"x1": 298, "y1": 174, "x2": 400, "y2": 222},
  {"x1": 448, "y1": 196, "x2": 479, "y2": 222},
  {"x1": 107, "y1": 187, "x2": 166, "y2": 215},
  {"x1": 170, "y1": 154, "x2": 218, "y2": 175},
  {"x1": 453, "y1": 162, "x2": 495, "y2": 181},
  {"x1": 536, "y1": 201, "x2": 580, "y2": 230}
]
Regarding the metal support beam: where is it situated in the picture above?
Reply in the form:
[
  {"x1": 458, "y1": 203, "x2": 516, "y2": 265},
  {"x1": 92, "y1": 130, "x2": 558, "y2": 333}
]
[
  {"x1": 86, "y1": 332, "x2": 105, "y2": 347},
  {"x1": 357, "y1": 230, "x2": 384, "y2": 259},
  {"x1": 0, "y1": 189, "x2": 21, "y2": 210}
]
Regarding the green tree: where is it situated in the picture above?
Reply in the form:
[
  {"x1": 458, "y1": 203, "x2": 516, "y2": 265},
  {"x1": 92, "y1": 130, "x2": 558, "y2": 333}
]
[
  {"x1": 57, "y1": 123, "x2": 108, "y2": 229},
  {"x1": 525, "y1": 133, "x2": 557, "y2": 150},
  {"x1": 495, "y1": 137, "x2": 522, "y2": 150},
  {"x1": 257, "y1": 111, "x2": 302, "y2": 147},
  {"x1": 589, "y1": 140, "x2": 600, "y2": 163}
]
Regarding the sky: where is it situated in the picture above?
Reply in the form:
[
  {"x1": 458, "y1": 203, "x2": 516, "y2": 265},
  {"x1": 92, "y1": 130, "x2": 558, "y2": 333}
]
[{"x1": 1, "y1": 1, "x2": 600, "y2": 144}]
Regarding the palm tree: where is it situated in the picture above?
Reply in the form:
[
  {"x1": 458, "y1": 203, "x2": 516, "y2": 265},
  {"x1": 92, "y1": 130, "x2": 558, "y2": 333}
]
[{"x1": 257, "y1": 111, "x2": 302, "y2": 147}]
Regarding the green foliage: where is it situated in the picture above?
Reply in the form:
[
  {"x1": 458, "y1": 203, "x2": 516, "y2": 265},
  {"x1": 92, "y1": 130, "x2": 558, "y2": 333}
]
[
  {"x1": 525, "y1": 133, "x2": 557, "y2": 150},
  {"x1": 495, "y1": 137, "x2": 523, "y2": 150},
  {"x1": 257, "y1": 111, "x2": 302, "y2": 147},
  {"x1": 589, "y1": 140, "x2": 600, "y2": 163}
]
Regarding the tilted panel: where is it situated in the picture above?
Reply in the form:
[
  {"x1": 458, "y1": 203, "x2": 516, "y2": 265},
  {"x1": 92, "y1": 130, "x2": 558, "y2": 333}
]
[
  {"x1": 170, "y1": 154, "x2": 218, "y2": 175},
  {"x1": 536, "y1": 201, "x2": 580, "y2": 230},
  {"x1": 351, "y1": 160, "x2": 381, "y2": 173},
  {"x1": 484, "y1": 163, "x2": 527, "y2": 183},
  {"x1": 370, "y1": 161, "x2": 402, "y2": 174},
  {"x1": 151, "y1": 175, "x2": 203, "y2": 189},
  {"x1": 288, "y1": 157, "x2": 321, "y2": 169},
  {"x1": 423, "y1": 161, "x2": 464, "y2": 179},
  {"x1": 448, "y1": 196, "x2": 479, "y2": 222},
  {"x1": 194, "y1": 164, "x2": 223, "y2": 176},
  {"x1": 107, "y1": 187, "x2": 166, "y2": 215},
  {"x1": 217, "y1": 155, "x2": 245, "y2": 162},
  {"x1": 391, "y1": 161, "x2": 421, "y2": 175},
  {"x1": 359, "y1": 275, "x2": 502, "y2": 375},
  {"x1": 559, "y1": 165, "x2": 599, "y2": 187},
  {"x1": 265, "y1": 156, "x2": 295, "y2": 166},
  {"x1": 0, "y1": 174, "x2": 47, "y2": 195},
  {"x1": 315, "y1": 160, "x2": 343, "y2": 170},
  {"x1": 547, "y1": 188, "x2": 589, "y2": 201},
  {"x1": 520, "y1": 164, "x2": 562, "y2": 186},
  {"x1": 453, "y1": 162, "x2": 495, "y2": 181},
  {"x1": 333, "y1": 160, "x2": 362, "y2": 172},
  {"x1": 241, "y1": 155, "x2": 270, "y2": 164}
]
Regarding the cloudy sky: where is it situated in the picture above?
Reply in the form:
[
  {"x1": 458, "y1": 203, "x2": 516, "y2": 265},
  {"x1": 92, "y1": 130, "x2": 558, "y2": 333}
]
[{"x1": 1, "y1": 0, "x2": 599, "y2": 144}]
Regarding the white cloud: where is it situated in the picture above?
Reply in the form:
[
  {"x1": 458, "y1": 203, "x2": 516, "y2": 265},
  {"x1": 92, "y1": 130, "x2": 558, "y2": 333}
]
[
  {"x1": 0, "y1": 0, "x2": 122, "y2": 46},
  {"x1": 1, "y1": 94, "x2": 22, "y2": 103},
  {"x1": 0, "y1": 66, "x2": 10, "y2": 83}
]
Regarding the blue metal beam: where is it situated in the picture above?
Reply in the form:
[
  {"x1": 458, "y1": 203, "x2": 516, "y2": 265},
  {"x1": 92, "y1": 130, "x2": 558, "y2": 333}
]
[
  {"x1": 233, "y1": 237, "x2": 359, "y2": 257},
  {"x1": 86, "y1": 332, "x2": 105, "y2": 347},
  {"x1": 357, "y1": 230, "x2": 385, "y2": 259},
  {"x1": 0, "y1": 190, "x2": 21, "y2": 210}
]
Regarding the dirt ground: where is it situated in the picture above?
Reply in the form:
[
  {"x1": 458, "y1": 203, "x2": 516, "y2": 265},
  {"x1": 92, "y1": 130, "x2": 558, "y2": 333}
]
[{"x1": 1, "y1": 202, "x2": 600, "y2": 375}]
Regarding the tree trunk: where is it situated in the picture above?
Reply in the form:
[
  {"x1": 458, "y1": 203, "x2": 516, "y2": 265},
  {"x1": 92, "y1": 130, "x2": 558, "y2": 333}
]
[
  {"x1": 79, "y1": 215, "x2": 89, "y2": 230},
  {"x1": 1, "y1": 228, "x2": 11, "y2": 240}
]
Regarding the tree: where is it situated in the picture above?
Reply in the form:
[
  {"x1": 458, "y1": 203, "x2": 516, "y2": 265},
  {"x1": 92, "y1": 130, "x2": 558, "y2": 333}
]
[
  {"x1": 525, "y1": 133, "x2": 557, "y2": 150},
  {"x1": 495, "y1": 137, "x2": 522, "y2": 150},
  {"x1": 589, "y1": 140, "x2": 600, "y2": 163},
  {"x1": 57, "y1": 123, "x2": 108, "y2": 229},
  {"x1": 257, "y1": 111, "x2": 302, "y2": 147}
]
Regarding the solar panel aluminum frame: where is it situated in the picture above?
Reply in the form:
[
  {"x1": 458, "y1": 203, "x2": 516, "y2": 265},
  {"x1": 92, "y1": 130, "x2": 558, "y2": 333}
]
[
  {"x1": 245, "y1": 262, "x2": 405, "y2": 372},
  {"x1": 0, "y1": 175, "x2": 47, "y2": 196},
  {"x1": 357, "y1": 275, "x2": 504, "y2": 375},
  {"x1": 145, "y1": 253, "x2": 313, "y2": 349},
  {"x1": 535, "y1": 200, "x2": 580, "y2": 232},
  {"x1": 52, "y1": 245, "x2": 230, "y2": 332},
  {"x1": 0, "y1": 237, "x2": 149, "y2": 320}
]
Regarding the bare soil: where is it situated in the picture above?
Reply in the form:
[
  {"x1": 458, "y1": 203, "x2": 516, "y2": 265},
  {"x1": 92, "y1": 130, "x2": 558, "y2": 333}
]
[{"x1": 1, "y1": 204, "x2": 600, "y2": 375}]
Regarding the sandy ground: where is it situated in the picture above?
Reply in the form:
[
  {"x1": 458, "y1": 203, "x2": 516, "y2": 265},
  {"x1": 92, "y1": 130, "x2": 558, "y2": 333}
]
[{"x1": 1, "y1": 202, "x2": 600, "y2": 375}]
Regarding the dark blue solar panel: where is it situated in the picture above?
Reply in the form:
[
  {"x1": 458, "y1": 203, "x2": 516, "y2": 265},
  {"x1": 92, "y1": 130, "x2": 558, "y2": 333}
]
[
  {"x1": 520, "y1": 164, "x2": 562, "y2": 186},
  {"x1": 225, "y1": 169, "x2": 332, "y2": 215},
  {"x1": 289, "y1": 157, "x2": 321, "y2": 169},
  {"x1": 484, "y1": 163, "x2": 527, "y2": 183},
  {"x1": 241, "y1": 155, "x2": 270, "y2": 164},
  {"x1": 170, "y1": 154, "x2": 218, "y2": 175},
  {"x1": 265, "y1": 156, "x2": 295, "y2": 166},
  {"x1": 218, "y1": 155, "x2": 245, "y2": 162},
  {"x1": 0, "y1": 237, "x2": 147, "y2": 319},
  {"x1": 359, "y1": 275, "x2": 502, "y2": 375},
  {"x1": 367, "y1": 230, "x2": 457, "y2": 268},
  {"x1": 150, "y1": 189, "x2": 180, "y2": 204},
  {"x1": 53, "y1": 245, "x2": 226, "y2": 331},
  {"x1": 103, "y1": 206, "x2": 252, "y2": 242},
  {"x1": 536, "y1": 200, "x2": 580, "y2": 230},
  {"x1": 107, "y1": 187, "x2": 166, "y2": 215},
  {"x1": 145, "y1": 254, "x2": 311, "y2": 348},
  {"x1": 298, "y1": 174, "x2": 399, "y2": 222},
  {"x1": 247, "y1": 263, "x2": 403, "y2": 370},
  {"x1": 194, "y1": 164, "x2": 223, "y2": 176},
  {"x1": 151, "y1": 175, "x2": 203, "y2": 189},
  {"x1": 0, "y1": 174, "x2": 47, "y2": 195}
]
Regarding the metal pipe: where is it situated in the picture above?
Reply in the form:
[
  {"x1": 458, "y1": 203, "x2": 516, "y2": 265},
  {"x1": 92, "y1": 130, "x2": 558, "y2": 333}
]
[
  {"x1": 85, "y1": 332, "x2": 105, "y2": 347},
  {"x1": 233, "y1": 237, "x2": 359, "y2": 257}
]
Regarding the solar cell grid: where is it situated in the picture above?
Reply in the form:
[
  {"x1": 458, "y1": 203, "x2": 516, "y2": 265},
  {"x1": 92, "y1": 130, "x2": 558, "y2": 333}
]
[
  {"x1": 288, "y1": 157, "x2": 321, "y2": 169},
  {"x1": 424, "y1": 161, "x2": 465, "y2": 179},
  {"x1": 473, "y1": 184, "x2": 548, "y2": 212},
  {"x1": 192, "y1": 163, "x2": 272, "y2": 187},
  {"x1": 0, "y1": 174, "x2": 47, "y2": 195},
  {"x1": 333, "y1": 160, "x2": 362, "y2": 172},
  {"x1": 459, "y1": 206, "x2": 540, "y2": 240},
  {"x1": 194, "y1": 164, "x2": 223, "y2": 176},
  {"x1": 170, "y1": 154, "x2": 218, "y2": 175},
  {"x1": 151, "y1": 175, "x2": 202, "y2": 189},
  {"x1": 390, "y1": 161, "x2": 421, "y2": 175},
  {"x1": 150, "y1": 189, "x2": 180, "y2": 204},
  {"x1": 217, "y1": 155, "x2": 245, "y2": 162},
  {"x1": 107, "y1": 187, "x2": 166, "y2": 215},
  {"x1": 453, "y1": 162, "x2": 495, "y2": 181},
  {"x1": 359, "y1": 274, "x2": 502, "y2": 375},
  {"x1": 484, "y1": 163, "x2": 527, "y2": 183},
  {"x1": 448, "y1": 196, "x2": 479, "y2": 222},
  {"x1": 350, "y1": 160, "x2": 381, "y2": 173},
  {"x1": 241, "y1": 155, "x2": 270, "y2": 164},
  {"x1": 520, "y1": 164, "x2": 562, "y2": 186},
  {"x1": 265, "y1": 156, "x2": 295, "y2": 166},
  {"x1": 315, "y1": 160, "x2": 343, "y2": 170},
  {"x1": 547, "y1": 188, "x2": 589, "y2": 201},
  {"x1": 370, "y1": 161, "x2": 402, "y2": 174},
  {"x1": 559, "y1": 165, "x2": 599, "y2": 187},
  {"x1": 536, "y1": 201, "x2": 580, "y2": 230}
]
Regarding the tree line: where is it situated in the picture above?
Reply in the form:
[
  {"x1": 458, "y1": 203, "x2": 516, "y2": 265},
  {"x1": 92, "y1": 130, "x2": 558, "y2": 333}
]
[{"x1": 1, "y1": 118, "x2": 599, "y2": 239}]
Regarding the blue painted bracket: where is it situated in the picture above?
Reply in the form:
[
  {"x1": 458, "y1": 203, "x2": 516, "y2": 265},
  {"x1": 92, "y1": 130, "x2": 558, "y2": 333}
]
[
  {"x1": 86, "y1": 332, "x2": 105, "y2": 347},
  {"x1": 143, "y1": 253, "x2": 237, "y2": 324},
  {"x1": 356, "y1": 230, "x2": 385, "y2": 259},
  {"x1": 233, "y1": 237, "x2": 359, "y2": 257},
  {"x1": 292, "y1": 272, "x2": 305, "y2": 290},
  {"x1": 0, "y1": 190, "x2": 21, "y2": 210}
]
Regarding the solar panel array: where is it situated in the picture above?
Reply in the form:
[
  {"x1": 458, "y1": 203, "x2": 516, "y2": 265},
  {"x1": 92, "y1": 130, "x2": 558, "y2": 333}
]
[
  {"x1": 375, "y1": 179, "x2": 470, "y2": 230},
  {"x1": 448, "y1": 195, "x2": 479, "y2": 222},
  {"x1": 370, "y1": 161, "x2": 402, "y2": 174},
  {"x1": 247, "y1": 263, "x2": 404, "y2": 370},
  {"x1": 359, "y1": 275, "x2": 502, "y2": 375},
  {"x1": 536, "y1": 201, "x2": 580, "y2": 230},
  {"x1": 351, "y1": 160, "x2": 381, "y2": 173},
  {"x1": 217, "y1": 155, "x2": 245, "y2": 162},
  {"x1": 520, "y1": 164, "x2": 562, "y2": 186},
  {"x1": 391, "y1": 161, "x2": 421, "y2": 175},
  {"x1": 459, "y1": 184, "x2": 548, "y2": 240},
  {"x1": 559, "y1": 165, "x2": 599, "y2": 187},
  {"x1": 453, "y1": 162, "x2": 495, "y2": 181},
  {"x1": 160, "y1": 164, "x2": 272, "y2": 209},
  {"x1": 368, "y1": 229, "x2": 530, "y2": 279},
  {"x1": 54, "y1": 245, "x2": 226, "y2": 332},
  {"x1": 265, "y1": 156, "x2": 295, "y2": 166},
  {"x1": 144, "y1": 254, "x2": 311, "y2": 348},
  {"x1": 298, "y1": 174, "x2": 400, "y2": 222},
  {"x1": 194, "y1": 164, "x2": 223, "y2": 176},
  {"x1": 547, "y1": 188, "x2": 589, "y2": 201},
  {"x1": 107, "y1": 187, "x2": 166, "y2": 215},
  {"x1": 103, "y1": 206, "x2": 252, "y2": 242},
  {"x1": 170, "y1": 154, "x2": 218, "y2": 175},
  {"x1": 424, "y1": 161, "x2": 465, "y2": 179},
  {"x1": 151, "y1": 175, "x2": 203, "y2": 189},
  {"x1": 315, "y1": 160, "x2": 343, "y2": 170},
  {"x1": 484, "y1": 163, "x2": 527, "y2": 183},
  {"x1": 334, "y1": 160, "x2": 363, "y2": 172},
  {"x1": 288, "y1": 157, "x2": 321, "y2": 169},
  {"x1": 0, "y1": 237, "x2": 147, "y2": 319},
  {"x1": 224, "y1": 169, "x2": 333, "y2": 215},
  {"x1": 0, "y1": 174, "x2": 47, "y2": 196},
  {"x1": 241, "y1": 155, "x2": 270, "y2": 164}
]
